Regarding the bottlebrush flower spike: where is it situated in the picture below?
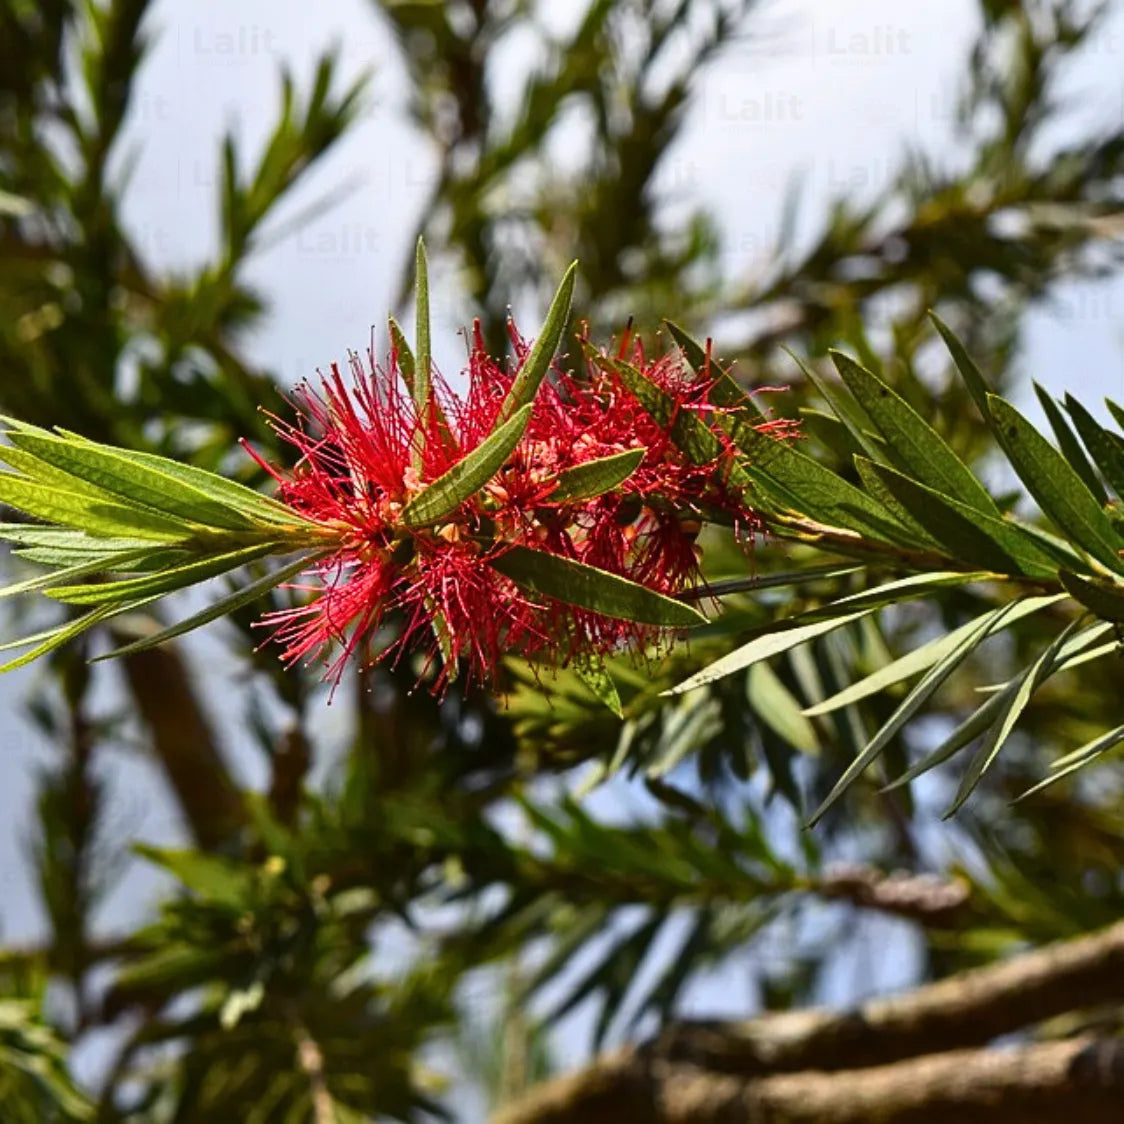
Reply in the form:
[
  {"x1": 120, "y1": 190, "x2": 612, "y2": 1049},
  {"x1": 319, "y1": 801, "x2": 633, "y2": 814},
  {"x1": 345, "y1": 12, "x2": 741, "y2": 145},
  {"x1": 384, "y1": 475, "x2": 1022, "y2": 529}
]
[{"x1": 245, "y1": 289, "x2": 795, "y2": 695}]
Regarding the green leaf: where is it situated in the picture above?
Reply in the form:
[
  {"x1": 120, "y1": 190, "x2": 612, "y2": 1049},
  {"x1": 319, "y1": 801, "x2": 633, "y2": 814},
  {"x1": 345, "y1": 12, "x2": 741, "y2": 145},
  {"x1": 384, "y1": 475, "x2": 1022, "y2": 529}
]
[
  {"x1": 883, "y1": 686, "x2": 1012, "y2": 793},
  {"x1": 806, "y1": 571, "x2": 990, "y2": 620},
  {"x1": 930, "y1": 312, "x2": 992, "y2": 420},
  {"x1": 727, "y1": 426, "x2": 904, "y2": 541},
  {"x1": 413, "y1": 236, "x2": 432, "y2": 429},
  {"x1": 5, "y1": 431, "x2": 258, "y2": 530},
  {"x1": 1106, "y1": 397, "x2": 1124, "y2": 433},
  {"x1": 663, "y1": 320, "x2": 707, "y2": 371},
  {"x1": 1014, "y1": 725, "x2": 1124, "y2": 802},
  {"x1": 47, "y1": 543, "x2": 279, "y2": 605},
  {"x1": 401, "y1": 404, "x2": 532, "y2": 527},
  {"x1": 101, "y1": 446, "x2": 300, "y2": 525},
  {"x1": 97, "y1": 553, "x2": 317, "y2": 658},
  {"x1": 0, "y1": 473, "x2": 192, "y2": 540},
  {"x1": 746, "y1": 663, "x2": 817, "y2": 752},
  {"x1": 831, "y1": 351, "x2": 998, "y2": 515},
  {"x1": 787, "y1": 350, "x2": 884, "y2": 462},
  {"x1": 135, "y1": 845, "x2": 252, "y2": 910},
  {"x1": 389, "y1": 314, "x2": 452, "y2": 449},
  {"x1": 499, "y1": 262, "x2": 577, "y2": 422},
  {"x1": 1064, "y1": 393, "x2": 1124, "y2": 498},
  {"x1": 0, "y1": 603, "x2": 133, "y2": 674},
  {"x1": 665, "y1": 609, "x2": 874, "y2": 695},
  {"x1": 389, "y1": 315, "x2": 416, "y2": 384},
  {"x1": 852, "y1": 457, "x2": 944, "y2": 548},
  {"x1": 988, "y1": 394, "x2": 1124, "y2": 574},
  {"x1": 803, "y1": 594, "x2": 1066, "y2": 716},
  {"x1": 0, "y1": 548, "x2": 155, "y2": 601},
  {"x1": 945, "y1": 617, "x2": 1090, "y2": 816},
  {"x1": 859, "y1": 459, "x2": 1064, "y2": 578},
  {"x1": 1034, "y1": 384, "x2": 1106, "y2": 504},
  {"x1": 548, "y1": 448, "x2": 646, "y2": 502},
  {"x1": 669, "y1": 571, "x2": 984, "y2": 696},
  {"x1": 1059, "y1": 569, "x2": 1124, "y2": 623},
  {"x1": 490, "y1": 545, "x2": 706, "y2": 628},
  {"x1": 699, "y1": 563, "x2": 864, "y2": 599},
  {"x1": 807, "y1": 605, "x2": 1009, "y2": 825},
  {"x1": 574, "y1": 652, "x2": 623, "y2": 717}
]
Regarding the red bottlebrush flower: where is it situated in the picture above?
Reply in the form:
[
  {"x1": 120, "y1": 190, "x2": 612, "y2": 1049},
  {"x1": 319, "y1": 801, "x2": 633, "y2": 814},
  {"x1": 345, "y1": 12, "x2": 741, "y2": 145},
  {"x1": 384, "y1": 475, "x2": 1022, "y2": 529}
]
[{"x1": 244, "y1": 319, "x2": 793, "y2": 694}]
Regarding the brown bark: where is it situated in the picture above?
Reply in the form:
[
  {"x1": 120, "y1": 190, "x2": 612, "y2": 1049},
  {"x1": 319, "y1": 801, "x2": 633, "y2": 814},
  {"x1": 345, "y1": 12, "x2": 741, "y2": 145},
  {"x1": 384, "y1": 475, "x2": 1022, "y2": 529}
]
[
  {"x1": 495, "y1": 1038, "x2": 1124, "y2": 1124},
  {"x1": 496, "y1": 920, "x2": 1124, "y2": 1123}
]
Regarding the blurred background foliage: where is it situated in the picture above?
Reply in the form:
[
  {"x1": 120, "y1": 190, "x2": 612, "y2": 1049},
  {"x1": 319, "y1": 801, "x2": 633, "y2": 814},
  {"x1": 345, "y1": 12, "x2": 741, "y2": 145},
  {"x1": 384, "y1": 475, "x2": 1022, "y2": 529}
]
[{"x1": 2, "y1": 0, "x2": 1124, "y2": 1119}]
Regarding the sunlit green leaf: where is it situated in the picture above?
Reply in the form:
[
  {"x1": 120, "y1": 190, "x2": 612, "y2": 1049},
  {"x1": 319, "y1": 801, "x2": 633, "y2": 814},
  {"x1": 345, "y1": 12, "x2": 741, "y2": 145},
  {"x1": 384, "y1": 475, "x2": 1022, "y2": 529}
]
[
  {"x1": 804, "y1": 594, "x2": 1066, "y2": 716},
  {"x1": 499, "y1": 262, "x2": 577, "y2": 422},
  {"x1": 46, "y1": 543, "x2": 279, "y2": 605},
  {"x1": 402, "y1": 404, "x2": 532, "y2": 527},
  {"x1": 97, "y1": 554, "x2": 317, "y2": 658}
]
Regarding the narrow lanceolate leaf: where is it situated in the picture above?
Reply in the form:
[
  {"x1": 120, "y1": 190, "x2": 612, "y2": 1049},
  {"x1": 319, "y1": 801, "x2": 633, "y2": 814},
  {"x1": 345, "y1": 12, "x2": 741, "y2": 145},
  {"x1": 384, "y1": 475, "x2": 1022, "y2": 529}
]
[
  {"x1": 1059, "y1": 569, "x2": 1124, "y2": 623},
  {"x1": 859, "y1": 460, "x2": 1065, "y2": 578},
  {"x1": 808, "y1": 606, "x2": 1009, "y2": 826},
  {"x1": 747, "y1": 663, "x2": 817, "y2": 752},
  {"x1": 988, "y1": 394, "x2": 1124, "y2": 574},
  {"x1": 0, "y1": 603, "x2": 130, "y2": 674},
  {"x1": 831, "y1": 351, "x2": 997, "y2": 515},
  {"x1": 413, "y1": 237, "x2": 432, "y2": 443},
  {"x1": 574, "y1": 652, "x2": 623, "y2": 717},
  {"x1": 945, "y1": 617, "x2": 1090, "y2": 816},
  {"x1": 0, "y1": 548, "x2": 155, "y2": 601},
  {"x1": 499, "y1": 262, "x2": 577, "y2": 423},
  {"x1": 803, "y1": 594, "x2": 1066, "y2": 716},
  {"x1": 389, "y1": 315, "x2": 416, "y2": 385},
  {"x1": 70, "y1": 443, "x2": 302, "y2": 526},
  {"x1": 852, "y1": 458, "x2": 943, "y2": 549},
  {"x1": 389, "y1": 314, "x2": 453, "y2": 450},
  {"x1": 0, "y1": 525, "x2": 157, "y2": 554},
  {"x1": 691, "y1": 563, "x2": 863, "y2": 599},
  {"x1": 1107, "y1": 397, "x2": 1124, "y2": 433},
  {"x1": 490, "y1": 546, "x2": 706, "y2": 628},
  {"x1": 663, "y1": 320, "x2": 707, "y2": 372},
  {"x1": 727, "y1": 426, "x2": 905, "y2": 542},
  {"x1": 670, "y1": 571, "x2": 984, "y2": 697},
  {"x1": 1014, "y1": 724, "x2": 1124, "y2": 802},
  {"x1": 930, "y1": 313, "x2": 992, "y2": 420},
  {"x1": 883, "y1": 685, "x2": 1012, "y2": 793},
  {"x1": 401, "y1": 404, "x2": 533, "y2": 528},
  {"x1": 5, "y1": 431, "x2": 257, "y2": 530},
  {"x1": 665, "y1": 609, "x2": 874, "y2": 696},
  {"x1": 46, "y1": 542, "x2": 279, "y2": 605},
  {"x1": 97, "y1": 553, "x2": 319, "y2": 659},
  {"x1": 1035, "y1": 384, "x2": 1106, "y2": 504},
  {"x1": 548, "y1": 448, "x2": 646, "y2": 502},
  {"x1": 1064, "y1": 393, "x2": 1124, "y2": 499},
  {"x1": 802, "y1": 569, "x2": 990, "y2": 620},
  {"x1": 0, "y1": 474, "x2": 192, "y2": 541},
  {"x1": 786, "y1": 351, "x2": 884, "y2": 463}
]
